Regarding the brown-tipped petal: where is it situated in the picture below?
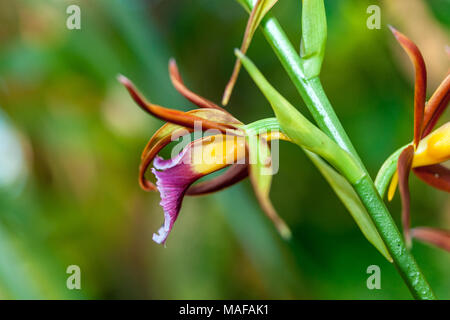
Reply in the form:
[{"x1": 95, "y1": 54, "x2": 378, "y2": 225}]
[
  {"x1": 169, "y1": 59, "x2": 224, "y2": 111},
  {"x1": 413, "y1": 164, "x2": 450, "y2": 193},
  {"x1": 118, "y1": 75, "x2": 238, "y2": 133},
  {"x1": 255, "y1": 187, "x2": 292, "y2": 240},
  {"x1": 141, "y1": 125, "x2": 191, "y2": 161},
  {"x1": 412, "y1": 227, "x2": 450, "y2": 252},
  {"x1": 141, "y1": 108, "x2": 242, "y2": 160},
  {"x1": 389, "y1": 26, "x2": 427, "y2": 147},
  {"x1": 397, "y1": 145, "x2": 415, "y2": 247},
  {"x1": 186, "y1": 164, "x2": 249, "y2": 195},
  {"x1": 423, "y1": 75, "x2": 450, "y2": 137}
]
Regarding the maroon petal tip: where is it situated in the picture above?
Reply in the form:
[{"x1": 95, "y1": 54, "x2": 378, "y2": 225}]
[
  {"x1": 398, "y1": 145, "x2": 415, "y2": 245},
  {"x1": 390, "y1": 28, "x2": 427, "y2": 146},
  {"x1": 412, "y1": 227, "x2": 450, "y2": 252},
  {"x1": 413, "y1": 164, "x2": 450, "y2": 193},
  {"x1": 168, "y1": 59, "x2": 223, "y2": 111}
]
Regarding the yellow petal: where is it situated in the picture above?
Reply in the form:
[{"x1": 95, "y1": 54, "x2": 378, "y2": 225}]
[
  {"x1": 388, "y1": 170, "x2": 399, "y2": 201},
  {"x1": 192, "y1": 135, "x2": 247, "y2": 175},
  {"x1": 413, "y1": 122, "x2": 450, "y2": 168},
  {"x1": 259, "y1": 131, "x2": 290, "y2": 142}
]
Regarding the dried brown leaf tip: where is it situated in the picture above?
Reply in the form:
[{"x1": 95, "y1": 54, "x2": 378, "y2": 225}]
[{"x1": 222, "y1": 0, "x2": 278, "y2": 105}]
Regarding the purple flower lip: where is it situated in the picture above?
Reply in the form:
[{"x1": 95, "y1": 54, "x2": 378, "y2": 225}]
[
  {"x1": 151, "y1": 155, "x2": 194, "y2": 244},
  {"x1": 150, "y1": 135, "x2": 246, "y2": 244},
  {"x1": 151, "y1": 154, "x2": 195, "y2": 244}
]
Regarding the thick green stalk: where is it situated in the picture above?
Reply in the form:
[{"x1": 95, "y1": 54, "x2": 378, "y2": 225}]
[
  {"x1": 354, "y1": 176, "x2": 434, "y2": 299},
  {"x1": 240, "y1": 0, "x2": 435, "y2": 299}
]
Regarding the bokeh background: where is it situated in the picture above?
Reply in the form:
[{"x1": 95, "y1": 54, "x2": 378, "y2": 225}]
[{"x1": 0, "y1": 0, "x2": 449, "y2": 299}]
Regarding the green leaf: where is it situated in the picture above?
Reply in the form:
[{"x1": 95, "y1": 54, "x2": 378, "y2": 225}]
[
  {"x1": 300, "y1": 0, "x2": 327, "y2": 78},
  {"x1": 245, "y1": 117, "x2": 392, "y2": 261},
  {"x1": 306, "y1": 151, "x2": 393, "y2": 262},
  {"x1": 375, "y1": 146, "x2": 405, "y2": 198},
  {"x1": 235, "y1": 49, "x2": 364, "y2": 185},
  {"x1": 236, "y1": 52, "x2": 390, "y2": 260},
  {"x1": 236, "y1": 0, "x2": 251, "y2": 13}
]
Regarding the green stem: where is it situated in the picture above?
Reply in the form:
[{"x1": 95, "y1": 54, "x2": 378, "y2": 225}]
[
  {"x1": 353, "y1": 176, "x2": 434, "y2": 299},
  {"x1": 240, "y1": 0, "x2": 435, "y2": 299},
  {"x1": 262, "y1": 19, "x2": 362, "y2": 159}
]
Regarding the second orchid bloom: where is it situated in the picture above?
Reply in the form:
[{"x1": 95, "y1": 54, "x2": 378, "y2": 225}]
[{"x1": 386, "y1": 27, "x2": 450, "y2": 251}]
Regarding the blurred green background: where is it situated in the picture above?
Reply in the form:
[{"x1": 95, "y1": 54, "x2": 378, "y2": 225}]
[{"x1": 0, "y1": 0, "x2": 448, "y2": 299}]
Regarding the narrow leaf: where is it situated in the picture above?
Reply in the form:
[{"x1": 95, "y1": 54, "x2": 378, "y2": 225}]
[
  {"x1": 300, "y1": 0, "x2": 327, "y2": 78},
  {"x1": 374, "y1": 146, "x2": 405, "y2": 199},
  {"x1": 236, "y1": 49, "x2": 364, "y2": 184},
  {"x1": 306, "y1": 151, "x2": 392, "y2": 262}
]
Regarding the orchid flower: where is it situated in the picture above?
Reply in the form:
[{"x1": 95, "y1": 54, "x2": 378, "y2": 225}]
[
  {"x1": 118, "y1": 59, "x2": 291, "y2": 245},
  {"x1": 386, "y1": 27, "x2": 450, "y2": 250}
]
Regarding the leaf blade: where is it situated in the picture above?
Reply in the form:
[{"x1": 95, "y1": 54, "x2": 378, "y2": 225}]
[
  {"x1": 300, "y1": 0, "x2": 327, "y2": 78},
  {"x1": 306, "y1": 150, "x2": 393, "y2": 262}
]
